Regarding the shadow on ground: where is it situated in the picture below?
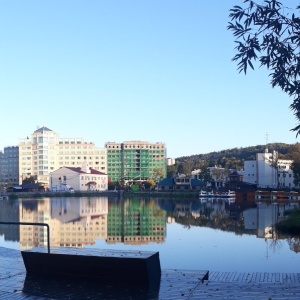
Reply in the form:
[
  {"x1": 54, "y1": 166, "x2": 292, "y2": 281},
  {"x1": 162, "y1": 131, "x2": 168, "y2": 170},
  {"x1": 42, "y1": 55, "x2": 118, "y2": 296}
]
[{"x1": 23, "y1": 274, "x2": 160, "y2": 300}]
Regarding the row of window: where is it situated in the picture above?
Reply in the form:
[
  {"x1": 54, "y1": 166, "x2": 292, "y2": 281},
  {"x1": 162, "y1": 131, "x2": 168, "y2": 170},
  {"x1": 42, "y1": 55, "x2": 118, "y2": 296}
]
[
  {"x1": 60, "y1": 231, "x2": 105, "y2": 236},
  {"x1": 58, "y1": 151, "x2": 105, "y2": 156},
  {"x1": 58, "y1": 141, "x2": 82, "y2": 145},
  {"x1": 246, "y1": 173, "x2": 293, "y2": 178},
  {"x1": 108, "y1": 150, "x2": 164, "y2": 155},
  {"x1": 108, "y1": 162, "x2": 162, "y2": 166},
  {"x1": 59, "y1": 156, "x2": 105, "y2": 161},
  {"x1": 107, "y1": 145, "x2": 164, "y2": 149},
  {"x1": 56, "y1": 162, "x2": 105, "y2": 170},
  {"x1": 33, "y1": 137, "x2": 55, "y2": 144}
]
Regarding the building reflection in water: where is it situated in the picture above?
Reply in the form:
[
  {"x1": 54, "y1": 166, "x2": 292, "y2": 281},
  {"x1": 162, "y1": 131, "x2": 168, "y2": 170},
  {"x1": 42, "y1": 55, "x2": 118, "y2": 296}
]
[
  {"x1": 174, "y1": 198, "x2": 231, "y2": 220},
  {"x1": 107, "y1": 199, "x2": 166, "y2": 245},
  {"x1": 172, "y1": 197, "x2": 300, "y2": 249},
  {"x1": 2, "y1": 196, "x2": 300, "y2": 255},
  {"x1": 0, "y1": 200, "x2": 19, "y2": 242},
  {"x1": 18, "y1": 197, "x2": 166, "y2": 250},
  {"x1": 243, "y1": 202, "x2": 300, "y2": 240}
]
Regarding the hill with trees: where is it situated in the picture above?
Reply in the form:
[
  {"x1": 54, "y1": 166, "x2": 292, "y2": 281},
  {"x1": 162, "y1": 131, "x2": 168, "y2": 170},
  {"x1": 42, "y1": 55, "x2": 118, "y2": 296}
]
[{"x1": 167, "y1": 143, "x2": 294, "y2": 178}]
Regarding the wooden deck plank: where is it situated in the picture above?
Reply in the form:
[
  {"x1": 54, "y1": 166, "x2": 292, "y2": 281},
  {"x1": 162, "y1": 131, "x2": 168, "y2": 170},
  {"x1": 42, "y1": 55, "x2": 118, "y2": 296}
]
[
  {"x1": 258, "y1": 272, "x2": 266, "y2": 282},
  {"x1": 224, "y1": 271, "x2": 236, "y2": 282},
  {"x1": 275, "y1": 272, "x2": 281, "y2": 283},
  {"x1": 207, "y1": 271, "x2": 300, "y2": 284},
  {"x1": 232, "y1": 272, "x2": 242, "y2": 282},
  {"x1": 2, "y1": 247, "x2": 300, "y2": 300},
  {"x1": 266, "y1": 272, "x2": 273, "y2": 283}
]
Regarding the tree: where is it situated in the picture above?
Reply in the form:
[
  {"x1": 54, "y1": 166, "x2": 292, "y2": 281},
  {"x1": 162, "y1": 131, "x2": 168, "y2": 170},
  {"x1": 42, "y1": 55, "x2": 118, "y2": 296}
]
[
  {"x1": 152, "y1": 168, "x2": 165, "y2": 182},
  {"x1": 167, "y1": 163, "x2": 180, "y2": 178},
  {"x1": 228, "y1": 1, "x2": 300, "y2": 134},
  {"x1": 267, "y1": 150, "x2": 280, "y2": 187},
  {"x1": 197, "y1": 163, "x2": 213, "y2": 185},
  {"x1": 22, "y1": 176, "x2": 36, "y2": 185},
  {"x1": 182, "y1": 160, "x2": 194, "y2": 175},
  {"x1": 288, "y1": 237, "x2": 300, "y2": 253},
  {"x1": 144, "y1": 179, "x2": 156, "y2": 190},
  {"x1": 289, "y1": 144, "x2": 300, "y2": 186},
  {"x1": 211, "y1": 167, "x2": 230, "y2": 189}
]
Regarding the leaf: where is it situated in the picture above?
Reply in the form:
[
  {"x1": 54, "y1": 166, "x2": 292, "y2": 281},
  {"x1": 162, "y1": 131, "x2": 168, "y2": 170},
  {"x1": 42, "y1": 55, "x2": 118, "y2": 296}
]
[
  {"x1": 228, "y1": 1, "x2": 300, "y2": 136},
  {"x1": 248, "y1": 59, "x2": 255, "y2": 70},
  {"x1": 232, "y1": 5, "x2": 244, "y2": 10}
]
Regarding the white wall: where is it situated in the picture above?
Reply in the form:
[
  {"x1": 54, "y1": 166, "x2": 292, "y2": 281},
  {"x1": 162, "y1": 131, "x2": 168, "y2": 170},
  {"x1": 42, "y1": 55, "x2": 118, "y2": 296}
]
[
  {"x1": 243, "y1": 160, "x2": 257, "y2": 185},
  {"x1": 79, "y1": 173, "x2": 108, "y2": 191},
  {"x1": 50, "y1": 168, "x2": 80, "y2": 190},
  {"x1": 243, "y1": 150, "x2": 295, "y2": 189}
]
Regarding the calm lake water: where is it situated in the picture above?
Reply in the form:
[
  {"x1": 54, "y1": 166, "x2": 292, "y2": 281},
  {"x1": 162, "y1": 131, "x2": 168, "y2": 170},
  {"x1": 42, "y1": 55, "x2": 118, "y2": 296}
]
[{"x1": 0, "y1": 195, "x2": 300, "y2": 273}]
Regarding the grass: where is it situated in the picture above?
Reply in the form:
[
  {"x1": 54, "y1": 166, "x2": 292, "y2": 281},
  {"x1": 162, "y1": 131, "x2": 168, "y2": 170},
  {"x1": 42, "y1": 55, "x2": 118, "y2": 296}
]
[{"x1": 276, "y1": 210, "x2": 300, "y2": 235}]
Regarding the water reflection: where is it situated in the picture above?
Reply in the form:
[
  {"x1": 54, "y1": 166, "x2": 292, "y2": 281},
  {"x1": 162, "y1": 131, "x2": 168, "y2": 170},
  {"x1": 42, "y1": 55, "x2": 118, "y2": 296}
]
[
  {"x1": 107, "y1": 198, "x2": 166, "y2": 245},
  {"x1": 0, "y1": 197, "x2": 167, "y2": 250},
  {"x1": 0, "y1": 196, "x2": 300, "y2": 254},
  {"x1": 244, "y1": 202, "x2": 299, "y2": 239}
]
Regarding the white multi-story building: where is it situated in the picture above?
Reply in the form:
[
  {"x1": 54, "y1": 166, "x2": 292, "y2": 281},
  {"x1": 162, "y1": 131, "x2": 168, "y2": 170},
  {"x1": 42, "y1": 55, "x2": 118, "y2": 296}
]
[
  {"x1": 243, "y1": 148, "x2": 295, "y2": 189},
  {"x1": 18, "y1": 127, "x2": 107, "y2": 187}
]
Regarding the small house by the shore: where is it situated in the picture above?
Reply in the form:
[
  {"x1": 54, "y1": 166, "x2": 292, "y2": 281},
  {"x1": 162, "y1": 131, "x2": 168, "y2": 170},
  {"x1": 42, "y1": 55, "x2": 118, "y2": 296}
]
[{"x1": 157, "y1": 176, "x2": 204, "y2": 191}]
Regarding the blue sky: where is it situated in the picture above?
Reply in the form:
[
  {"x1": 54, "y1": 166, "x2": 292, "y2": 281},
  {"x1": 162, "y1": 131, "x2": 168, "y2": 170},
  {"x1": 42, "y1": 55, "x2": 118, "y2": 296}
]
[{"x1": 0, "y1": 0, "x2": 298, "y2": 158}]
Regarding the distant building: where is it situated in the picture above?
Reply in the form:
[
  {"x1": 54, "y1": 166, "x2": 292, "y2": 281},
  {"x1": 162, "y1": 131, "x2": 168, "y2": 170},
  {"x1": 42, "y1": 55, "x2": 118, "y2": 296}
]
[
  {"x1": 191, "y1": 169, "x2": 201, "y2": 180},
  {"x1": 50, "y1": 162, "x2": 108, "y2": 192},
  {"x1": 167, "y1": 158, "x2": 175, "y2": 166},
  {"x1": 243, "y1": 148, "x2": 295, "y2": 189},
  {"x1": 105, "y1": 141, "x2": 167, "y2": 182},
  {"x1": 18, "y1": 127, "x2": 107, "y2": 187},
  {"x1": 226, "y1": 170, "x2": 247, "y2": 190},
  {"x1": 0, "y1": 146, "x2": 19, "y2": 187},
  {"x1": 157, "y1": 175, "x2": 204, "y2": 191}
]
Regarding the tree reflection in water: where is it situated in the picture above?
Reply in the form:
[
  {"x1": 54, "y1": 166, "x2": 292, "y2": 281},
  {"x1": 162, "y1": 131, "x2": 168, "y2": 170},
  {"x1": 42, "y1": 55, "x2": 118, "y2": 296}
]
[{"x1": 288, "y1": 238, "x2": 300, "y2": 253}]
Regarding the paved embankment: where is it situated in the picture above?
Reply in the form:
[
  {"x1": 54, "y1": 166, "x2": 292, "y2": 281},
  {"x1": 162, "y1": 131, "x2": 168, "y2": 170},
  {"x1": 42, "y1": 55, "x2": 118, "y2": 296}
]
[{"x1": 1, "y1": 247, "x2": 300, "y2": 299}]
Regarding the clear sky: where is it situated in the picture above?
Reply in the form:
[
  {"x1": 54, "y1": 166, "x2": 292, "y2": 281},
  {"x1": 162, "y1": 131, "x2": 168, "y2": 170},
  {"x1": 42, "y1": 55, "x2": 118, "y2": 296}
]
[{"x1": 0, "y1": 0, "x2": 298, "y2": 158}]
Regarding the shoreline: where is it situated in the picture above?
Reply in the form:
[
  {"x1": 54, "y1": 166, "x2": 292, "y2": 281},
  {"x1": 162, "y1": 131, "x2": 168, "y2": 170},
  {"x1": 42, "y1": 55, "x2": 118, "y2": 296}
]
[{"x1": 3, "y1": 190, "x2": 200, "y2": 199}]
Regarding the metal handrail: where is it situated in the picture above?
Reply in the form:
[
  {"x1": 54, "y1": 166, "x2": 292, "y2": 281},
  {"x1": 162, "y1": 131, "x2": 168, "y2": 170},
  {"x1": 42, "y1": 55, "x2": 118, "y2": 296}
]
[{"x1": 0, "y1": 221, "x2": 50, "y2": 253}]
